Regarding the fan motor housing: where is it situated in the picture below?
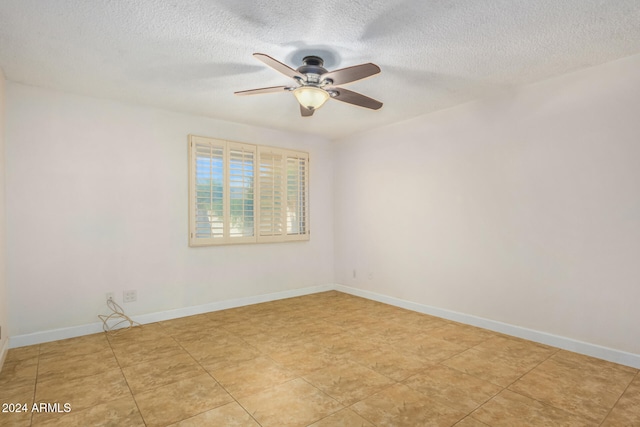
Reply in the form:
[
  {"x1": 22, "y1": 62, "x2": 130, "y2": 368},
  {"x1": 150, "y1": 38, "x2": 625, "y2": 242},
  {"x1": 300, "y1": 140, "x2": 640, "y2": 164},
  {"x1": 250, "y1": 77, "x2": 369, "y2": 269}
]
[{"x1": 297, "y1": 56, "x2": 328, "y2": 83}]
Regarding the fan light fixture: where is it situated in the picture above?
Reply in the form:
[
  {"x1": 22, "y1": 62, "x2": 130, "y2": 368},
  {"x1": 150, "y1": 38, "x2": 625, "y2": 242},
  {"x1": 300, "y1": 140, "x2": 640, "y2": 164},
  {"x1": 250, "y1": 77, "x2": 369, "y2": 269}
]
[{"x1": 293, "y1": 86, "x2": 330, "y2": 110}]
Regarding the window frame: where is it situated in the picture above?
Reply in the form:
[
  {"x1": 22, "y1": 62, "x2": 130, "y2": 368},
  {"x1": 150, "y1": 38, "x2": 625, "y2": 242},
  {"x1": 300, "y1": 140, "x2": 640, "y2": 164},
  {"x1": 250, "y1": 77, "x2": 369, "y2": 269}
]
[{"x1": 188, "y1": 135, "x2": 309, "y2": 247}]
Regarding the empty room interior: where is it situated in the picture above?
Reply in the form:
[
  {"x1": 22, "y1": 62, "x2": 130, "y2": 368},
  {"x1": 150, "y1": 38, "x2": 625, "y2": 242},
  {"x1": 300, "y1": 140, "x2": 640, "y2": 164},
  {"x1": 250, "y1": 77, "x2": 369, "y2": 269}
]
[{"x1": 1, "y1": 1, "x2": 640, "y2": 426}]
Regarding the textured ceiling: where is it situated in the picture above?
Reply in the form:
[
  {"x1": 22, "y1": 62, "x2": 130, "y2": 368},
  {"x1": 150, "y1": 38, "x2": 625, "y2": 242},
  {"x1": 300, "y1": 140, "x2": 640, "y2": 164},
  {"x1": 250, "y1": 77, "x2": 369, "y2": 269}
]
[{"x1": 1, "y1": 0, "x2": 639, "y2": 140}]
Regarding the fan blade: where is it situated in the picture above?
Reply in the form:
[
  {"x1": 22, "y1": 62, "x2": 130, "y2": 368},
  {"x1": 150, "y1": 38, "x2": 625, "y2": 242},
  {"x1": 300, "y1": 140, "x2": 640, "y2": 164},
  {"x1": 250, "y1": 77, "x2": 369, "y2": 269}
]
[
  {"x1": 330, "y1": 87, "x2": 383, "y2": 110},
  {"x1": 300, "y1": 105, "x2": 314, "y2": 117},
  {"x1": 253, "y1": 53, "x2": 305, "y2": 80},
  {"x1": 234, "y1": 86, "x2": 291, "y2": 96},
  {"x1": 321, "y1": 63, "x2": 381, "y2": 86}
]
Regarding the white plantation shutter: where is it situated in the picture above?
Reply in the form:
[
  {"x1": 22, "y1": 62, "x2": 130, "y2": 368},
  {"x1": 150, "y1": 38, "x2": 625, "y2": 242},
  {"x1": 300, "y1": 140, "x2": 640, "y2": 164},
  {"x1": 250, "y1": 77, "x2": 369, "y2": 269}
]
[
  {"x1": 258, "y1": 149, "x2": 284, "y2": 241},
  {"x1": 189, "y1": 136, "x2": 256, "y2": 245},
  {"x1": 189, "y1": 135, "x2": 308, "y2": 246},
  {"x1": 228, "y1": 143, "x2": 256, "y2": 240},
  {"x1": 286, "y1": 152, "x2": 309, "y2": 239},
  {"x1": 258, "y1": 147, "x2": 310, "y2": 242},
  {"x1": 191, "y1": 137, "x2": 225, "y2": 243}
]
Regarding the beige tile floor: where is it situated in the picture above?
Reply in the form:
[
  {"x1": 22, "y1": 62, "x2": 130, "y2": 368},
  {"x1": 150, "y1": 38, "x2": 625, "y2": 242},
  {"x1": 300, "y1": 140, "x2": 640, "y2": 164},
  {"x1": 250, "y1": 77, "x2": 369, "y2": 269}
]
[{"x1": 1, "y1": 291, "x2": 638, "y2": 426}]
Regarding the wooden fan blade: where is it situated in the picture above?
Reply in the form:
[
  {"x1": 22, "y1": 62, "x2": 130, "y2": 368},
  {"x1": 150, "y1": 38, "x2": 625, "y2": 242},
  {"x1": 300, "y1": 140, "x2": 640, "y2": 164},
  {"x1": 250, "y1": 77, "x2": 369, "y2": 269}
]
[
  {"x1": 234, "y1": 86, "x2": 291, "y2": 96},
  {"x1": 253, "y1": 53, "x2": 305, "y2": 80},
  {"x1": 330, "y1": 87, "x2": 383, "y2": 110},
  {"x1": 300, "y1": 105, "x2": 314, "y2": 117},
  {"x1": 321, "y1": 63, "x2": 381, "y2": 86}
]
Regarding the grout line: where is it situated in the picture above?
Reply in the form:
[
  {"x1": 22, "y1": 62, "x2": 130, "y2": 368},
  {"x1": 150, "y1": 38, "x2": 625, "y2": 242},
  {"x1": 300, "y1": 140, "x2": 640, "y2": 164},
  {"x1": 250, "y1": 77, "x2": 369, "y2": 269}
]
[
  {"x1": 453, "y1": 414, "x2": 491, "y2": 427},
  {"x1": 503, "y1": 346, "x2": 560, "y2": 391},
  {"x1": 104, "y1": 328, "x2": 149, "y2": 427},
  {"x1": 29, "y1": 344, "x2": 43, "y2": 427},
  {"x1": 598, "y1": 369, "x2": 639, "y2": 426}
]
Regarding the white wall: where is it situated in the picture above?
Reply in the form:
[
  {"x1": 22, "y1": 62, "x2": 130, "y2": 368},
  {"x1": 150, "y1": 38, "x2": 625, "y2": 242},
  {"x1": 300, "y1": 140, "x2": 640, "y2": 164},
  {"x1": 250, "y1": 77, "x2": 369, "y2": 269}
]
[
  {"x1": 5, "y1": 84, "x2": 334, "y2": 337},
  {"x1": 334, "y1": 53, "x2": 640, "y2": 356},
  {"x1": 0, "y1": 69, "x2": 8, "y2": 363}
]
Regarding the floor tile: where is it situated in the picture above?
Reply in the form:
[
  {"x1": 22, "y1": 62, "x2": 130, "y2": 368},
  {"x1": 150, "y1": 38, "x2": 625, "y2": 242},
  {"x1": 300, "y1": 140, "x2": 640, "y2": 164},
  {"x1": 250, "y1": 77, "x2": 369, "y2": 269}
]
[
  {"x1": 134, "y1": 374, "x2": 233, "y2": 427},
  {"x1": 285, "y1": 319, "x2": 345, "y2": 342},
  {"x1": 169, "y1": 325, "x2": 232, "y2": 343},
  {"x1": 0, "y1": 382, "x2": 35, "y2": 405},
  {"x1": 172, "y1": 327, "x2": 244, "y2": 346},
  {"x1": 0, "y1": 396, "x2": 34, "y2": 427},
  {"x1": 159, "y1": 313, "x2": 214, "y2": 329},
  {"x1": 453, "y1": 417, "x2": 492, "y2": 426},
  {"x1": 395, "y1": 333, "x2": 468, "y2": 363},
  {"x1": 238, "y1": 378, "x2": 343, "y2": 427},
  {"x1": 220, "y1": 318, "x2": 282, "y2": 338},
  {"x1": 351, "y1": 383, "x2": 467, "y2": 427},
  {"x1": 242, "y1": 334, "x2": 301, "y2": 355},
  {"x1": 601, "y1": 372, "x2": 640, "y2": 426},
  {"x1": 0, "y1": 358, "x2": 38, "y2": 390},
  {"x1": 206, "y1": 309, "x2": 250, "y2": 324},
  {"x1": 403, "y1": 364, "x2": 502, "y2": 412},
  {"x1": 210, "y1": 355, "x2": 297, "y2": 399},
  {"x1": 308, "y1": 408, "x2": 374, "y2": 427},
  {"x1": 29, "y1": 395, "x2": 144, "y2": 427},
  {"x1": 428, "y1": 323, "x2": 497, "y2": 348},
  {"x1": 349, "y1": 322, "x2": 422, "y2": 346},
  {"x1": 394, "y1": 312, "x2": 450, "y2": 331},
  {"x1": 39, "y1": 334, "x2": 110, "y2": 360},
  {"x1": 510, "y1": 351, "x2": 638, "y2": 423},
  {"x1": 37, "y1": 352, "x2": 120, "y2": 384},
  {"x1": 110, "y1": 335, "x2": 186, "y2": 368},
  {"x1": 266, "y1": 341, "x2": 341, "y2": 375},
  {"x1": 4, "y1": 346, "x2": 40, "y2": 363},
  {"x1": 121, "y1": 352, "x2": 205, "y2": 394},
  {"x1": 0, "y1": 361, "x2": 36, "y2": 426},
  {"x1": 348, "y1": 345, "x2": 431, "y2": 381},
  {"x1": 303, "y1": 359, "x2": 396, "y2": 406},
  {"x1": 443, "y1": 347, "x2": 536, "y2": 387},
  {"x1": 318, "y1": 332, "x2": 378, "y2": 358},
  {"x1": 168, "y1": 402, "x2": 260, "y2": 427},
  {"x1": 105, "y1": 323, "x2": 167, "y2": 345},
  {"x1": 32, "y1": 369, "x2": 129, "y2": 423},
  {"x1": 471, "y1": 389, "x2": 595, "y2": 426},
  {"x1": 182, "y1": 340, "x2": 260, "y2": 372}
]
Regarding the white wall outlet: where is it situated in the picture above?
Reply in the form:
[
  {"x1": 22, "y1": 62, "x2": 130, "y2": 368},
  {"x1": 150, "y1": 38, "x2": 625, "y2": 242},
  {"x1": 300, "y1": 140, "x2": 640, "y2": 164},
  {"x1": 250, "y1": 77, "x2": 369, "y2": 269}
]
[
  {"x1": 123, "y1": 290, "x2": 137, "y2": 303},
  {"x1": 106, "y1": 292, "x2": 115, "y2": 302}
]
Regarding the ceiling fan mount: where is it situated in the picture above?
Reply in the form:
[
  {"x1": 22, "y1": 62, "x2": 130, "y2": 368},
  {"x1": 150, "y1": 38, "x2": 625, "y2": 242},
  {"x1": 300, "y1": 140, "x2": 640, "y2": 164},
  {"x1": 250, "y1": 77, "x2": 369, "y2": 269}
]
[
  {"x1": 235, "y1": 53, "x2": 383, "y2": 117},
  {"x1": 295, "y1": 56, "x2": 328, "y2": 85}
]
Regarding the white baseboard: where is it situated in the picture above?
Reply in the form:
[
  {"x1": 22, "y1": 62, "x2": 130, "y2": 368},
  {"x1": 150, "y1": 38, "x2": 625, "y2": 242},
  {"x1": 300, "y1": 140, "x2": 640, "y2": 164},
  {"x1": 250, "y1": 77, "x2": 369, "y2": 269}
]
[
  {"x1": 8, "y1": 284, "x2": 333, "y2": 349},
  {"x1": 334, "y1": 284, "x2": 640, "y2": 369}
]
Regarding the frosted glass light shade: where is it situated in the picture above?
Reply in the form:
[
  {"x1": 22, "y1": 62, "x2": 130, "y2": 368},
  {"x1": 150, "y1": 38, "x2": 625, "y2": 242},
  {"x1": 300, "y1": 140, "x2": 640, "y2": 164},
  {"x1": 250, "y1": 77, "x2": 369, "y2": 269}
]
[{"x1": 293, "y1": 86, "x2": 330, "y2": 110}]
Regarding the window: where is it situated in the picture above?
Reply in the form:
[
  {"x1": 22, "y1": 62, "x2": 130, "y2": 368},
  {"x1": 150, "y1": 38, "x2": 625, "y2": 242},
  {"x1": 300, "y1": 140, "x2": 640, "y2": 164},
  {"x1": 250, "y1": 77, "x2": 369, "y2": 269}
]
[{"x1": 189, "y1": 135, "x2": 309, "y2": 246}]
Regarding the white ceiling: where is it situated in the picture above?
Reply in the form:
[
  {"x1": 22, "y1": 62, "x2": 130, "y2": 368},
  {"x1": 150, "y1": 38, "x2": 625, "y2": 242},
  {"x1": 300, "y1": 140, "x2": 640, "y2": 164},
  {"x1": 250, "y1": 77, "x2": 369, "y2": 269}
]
[{"x1": 1, "y1": 0, "x2": 639, "y2": 140}]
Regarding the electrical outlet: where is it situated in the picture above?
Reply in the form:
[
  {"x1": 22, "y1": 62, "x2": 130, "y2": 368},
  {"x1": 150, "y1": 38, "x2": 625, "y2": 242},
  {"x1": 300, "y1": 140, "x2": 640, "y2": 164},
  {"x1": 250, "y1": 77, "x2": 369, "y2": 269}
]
[
  {"x1": 106, "y1": 292, "x2": 114, "y2": 302},
  {"x1": 123, "y1": 290, "x2": 137, "y2": 303}
]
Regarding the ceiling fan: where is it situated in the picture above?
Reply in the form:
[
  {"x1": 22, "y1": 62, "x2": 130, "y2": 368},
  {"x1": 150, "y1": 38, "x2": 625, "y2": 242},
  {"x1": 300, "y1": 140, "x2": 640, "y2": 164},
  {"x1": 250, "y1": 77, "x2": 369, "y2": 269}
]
[{"x1": 234, "y1": 53, "x2": 383, "y2": 117}]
